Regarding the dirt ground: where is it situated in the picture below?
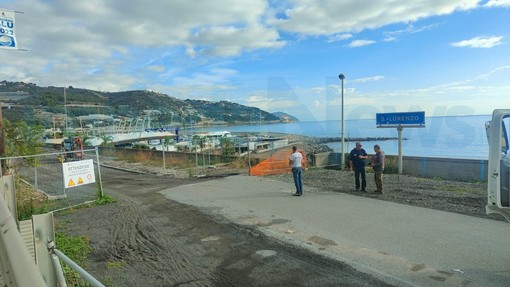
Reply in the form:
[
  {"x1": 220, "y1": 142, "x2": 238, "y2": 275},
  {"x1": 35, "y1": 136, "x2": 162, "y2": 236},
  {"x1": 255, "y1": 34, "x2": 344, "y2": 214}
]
[
  {"x1": 54, "y1": 160, "x2": 501, "y2": 287},
  {"x1": 56, "y1": 167, "x2": 393, "y2": 287}
]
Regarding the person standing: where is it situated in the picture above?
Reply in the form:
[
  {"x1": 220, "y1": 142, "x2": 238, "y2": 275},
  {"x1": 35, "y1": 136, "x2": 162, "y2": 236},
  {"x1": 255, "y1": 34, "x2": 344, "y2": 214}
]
[
  {"x1": 289, "y1": 145, "x2": 303, "y2": 196},
  {"x1": 371, "y1": 144, "x2": 385, "y2": 194},
  {"x1": 349, "y1": 142, "x2": 368, "y2": 192}
]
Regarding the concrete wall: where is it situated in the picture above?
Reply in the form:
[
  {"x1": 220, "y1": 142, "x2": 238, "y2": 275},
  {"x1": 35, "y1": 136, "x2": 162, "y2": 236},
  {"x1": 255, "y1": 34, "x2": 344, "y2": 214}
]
[
  {"x1": 401, "y1": 156, "x2": 488, "y2": 181},
  {"x1": 312, "y1": 152, "x2": 488, "y2": 181}
]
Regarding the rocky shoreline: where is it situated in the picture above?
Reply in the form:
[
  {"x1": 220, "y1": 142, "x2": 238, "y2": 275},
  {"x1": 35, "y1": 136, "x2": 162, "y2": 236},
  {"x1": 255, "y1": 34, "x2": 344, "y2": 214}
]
[
  {"x1": 307, "y1": 136, "x2": 404, "y2": 144},
  {"x1": 237, "y1": 132, "x2": 402, "y2": 154}
]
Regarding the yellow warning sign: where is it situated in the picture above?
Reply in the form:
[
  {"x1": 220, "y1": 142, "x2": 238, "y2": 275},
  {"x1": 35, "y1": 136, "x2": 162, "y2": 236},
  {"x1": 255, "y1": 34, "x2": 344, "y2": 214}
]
[
  {"x1": 78, "y1": 177, "x2": 84, "y2": 184},
  {"x1": 68, "y1": 179, "x2": 75, "y2": 186}
]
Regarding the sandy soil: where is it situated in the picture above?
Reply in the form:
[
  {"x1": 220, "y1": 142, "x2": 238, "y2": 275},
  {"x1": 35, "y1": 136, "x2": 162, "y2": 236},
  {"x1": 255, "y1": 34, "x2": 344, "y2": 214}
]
[{"x1": 56, "y1": 166, "x2": 392, "y2": 287}]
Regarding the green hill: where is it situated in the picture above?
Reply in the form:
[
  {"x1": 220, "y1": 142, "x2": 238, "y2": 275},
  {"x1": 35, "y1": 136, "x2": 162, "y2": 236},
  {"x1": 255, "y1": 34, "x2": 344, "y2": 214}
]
[{"x1": 0, "y1": 80, "x2": 294, "y2": 127}]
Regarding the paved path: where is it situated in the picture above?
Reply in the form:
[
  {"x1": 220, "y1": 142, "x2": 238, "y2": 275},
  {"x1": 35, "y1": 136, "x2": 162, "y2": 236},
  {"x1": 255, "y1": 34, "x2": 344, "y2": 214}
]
[{"x1": 161, "y1": 175, "x2": 510, "y2": 287}]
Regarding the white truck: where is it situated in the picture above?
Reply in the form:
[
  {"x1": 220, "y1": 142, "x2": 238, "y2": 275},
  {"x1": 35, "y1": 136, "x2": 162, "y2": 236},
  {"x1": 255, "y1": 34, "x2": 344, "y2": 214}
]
[{"x1": 486, "y1": 109, "x2": 510, "y2": 222}]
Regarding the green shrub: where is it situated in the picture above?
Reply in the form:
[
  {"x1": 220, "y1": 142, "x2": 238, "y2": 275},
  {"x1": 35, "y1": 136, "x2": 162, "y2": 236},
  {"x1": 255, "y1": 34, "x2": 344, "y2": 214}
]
[
  {"x1": 96, "y1": 194, "x2": 116, "y2": 205},
  {"x1": 16, "y1": 178, "x2": 51, "y2": 220},
  {"x1": 55, "y1": 231, "x2": 91, "y2": 287},
  {"x1": 382, "y1": 157, "x2": 399, "y2": 174}
]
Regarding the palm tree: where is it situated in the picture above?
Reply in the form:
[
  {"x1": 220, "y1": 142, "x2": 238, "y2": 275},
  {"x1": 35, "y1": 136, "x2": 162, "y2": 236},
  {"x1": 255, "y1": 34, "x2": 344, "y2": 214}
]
[
  {"x1": 162, "y1": 136, "x2": 174, "y2": 151},
  {"x1": 100, "y1": 134, "x2": 114, "y2": 147}
]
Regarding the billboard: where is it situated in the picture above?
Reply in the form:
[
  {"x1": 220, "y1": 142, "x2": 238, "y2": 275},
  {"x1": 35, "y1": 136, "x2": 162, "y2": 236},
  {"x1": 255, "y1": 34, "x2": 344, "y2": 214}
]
[{"x1": 0, "y1": 9, "x2": 17, "y2": 50}]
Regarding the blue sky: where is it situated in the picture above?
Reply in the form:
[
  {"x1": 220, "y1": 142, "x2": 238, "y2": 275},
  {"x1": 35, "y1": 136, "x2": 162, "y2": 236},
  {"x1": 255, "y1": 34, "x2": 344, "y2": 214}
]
[{"x1": 1, "y1": 0, "x2": 509, "y2": 121}]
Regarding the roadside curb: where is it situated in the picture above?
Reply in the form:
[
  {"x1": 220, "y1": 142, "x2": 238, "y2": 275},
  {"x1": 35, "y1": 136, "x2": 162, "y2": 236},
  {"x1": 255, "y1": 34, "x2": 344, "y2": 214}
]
[{"x1": 95, "y1": 161, "x2": 148, "y2": 175}]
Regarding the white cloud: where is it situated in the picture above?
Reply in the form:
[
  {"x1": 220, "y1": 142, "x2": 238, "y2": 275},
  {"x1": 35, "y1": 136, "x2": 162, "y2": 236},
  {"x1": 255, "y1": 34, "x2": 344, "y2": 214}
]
[
  {"x1": 383, "y1": 23, "x2": 440, "y2": 42},
  {"x1": 327, "y1": 33, "x2": 353, "y2": 43},
  {"x1": 245, "y1": 95, "x2": 296, "y2": 111},
  {"x1": 275, "y1": 0, "x2": 479, "y2": 35},
  {"x1": 190, "y1": 24, "x2": 285, "y2": 57},
  {"x1": 484, "y1": 0, "x2": 510, "y2": 7},
  {"x1": 347, "y1": 39, "x2": 376, "y2": 48},
  {"x1": 350, "y1": 76, "x2": 385, "y2": 83},
  {"x1": 451, "y1": 36, "x2": 504, "y2": 48}
]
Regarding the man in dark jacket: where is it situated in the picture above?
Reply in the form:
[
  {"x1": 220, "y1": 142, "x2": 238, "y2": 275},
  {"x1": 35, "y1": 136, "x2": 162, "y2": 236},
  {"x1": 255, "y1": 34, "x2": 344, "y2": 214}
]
[{"x1": 349, "y1": 142, "x2": 368, "y2": 192}]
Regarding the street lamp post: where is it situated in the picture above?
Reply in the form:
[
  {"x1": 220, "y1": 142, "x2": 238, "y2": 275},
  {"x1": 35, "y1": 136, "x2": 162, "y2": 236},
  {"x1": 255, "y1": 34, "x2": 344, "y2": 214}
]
[{"x1": 338, "y1": 74, "x2": 345, "y2": 170}]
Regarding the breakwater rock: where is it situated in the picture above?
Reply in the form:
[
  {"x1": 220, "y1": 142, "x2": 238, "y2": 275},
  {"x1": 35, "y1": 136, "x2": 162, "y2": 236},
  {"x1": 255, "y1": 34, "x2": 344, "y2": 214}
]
[
  {"x1": 305, "y1": 136, "x2": 406, "y2": 154},
  {"x1": 308, "y1": 136, "x2": 405, "y2": 145}
]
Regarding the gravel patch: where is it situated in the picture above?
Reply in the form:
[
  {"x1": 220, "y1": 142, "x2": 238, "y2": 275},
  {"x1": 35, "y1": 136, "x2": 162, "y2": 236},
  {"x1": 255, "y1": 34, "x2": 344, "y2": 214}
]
[{"x1": 267, "y1": 167, "x2": 503, "y2": 221}]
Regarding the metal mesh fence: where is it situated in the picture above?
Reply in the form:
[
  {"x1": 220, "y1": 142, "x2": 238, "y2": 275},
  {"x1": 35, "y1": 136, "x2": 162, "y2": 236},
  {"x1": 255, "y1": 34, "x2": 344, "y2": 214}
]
[
  {"x1": 3, "y1": 148, "x2": 101, "y2": 219},
  {"x1": 249, "y1": 142, "x2": 308, "y2": 176}
]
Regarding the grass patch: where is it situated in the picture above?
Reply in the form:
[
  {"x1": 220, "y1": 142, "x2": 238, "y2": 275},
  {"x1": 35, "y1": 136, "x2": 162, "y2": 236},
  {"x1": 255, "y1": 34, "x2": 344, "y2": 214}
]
[
  {"x1": 96, "y1": 193, "x2": 116, "y2": 205},
  {"x1": 437, "y1": 184, "x2": 485, "y2": 194},
  {"x1": 55, "y1": 230, "x2": 91, "y2": 287},
  {"x1": 95, "y1": 182, "x2": 116, "y2": 205},
  {"x1": 230, "y1": 156, "x2": 249, "y2": 169},
  {"x1": 105, "y1": 260, "x2": 126, "y2": 269}
]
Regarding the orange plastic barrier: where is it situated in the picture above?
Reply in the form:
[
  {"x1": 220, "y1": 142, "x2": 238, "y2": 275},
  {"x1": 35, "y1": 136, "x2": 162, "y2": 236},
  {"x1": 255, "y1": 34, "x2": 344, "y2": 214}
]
[{"x1": 250, "y1": 149, "x2": 307, "y2": 176}]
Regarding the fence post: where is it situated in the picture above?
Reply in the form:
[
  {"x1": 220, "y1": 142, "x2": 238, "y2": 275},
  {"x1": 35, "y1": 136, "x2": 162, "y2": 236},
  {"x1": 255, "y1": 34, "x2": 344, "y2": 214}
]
[
  {"x1": 0, "y1": 174, "x2": 17, "y2": 225},
  {"x1": 95, "y1": 147, "x2": 104, "y2": 198},
  {"x1": 163, "y1": 143, "x2": 166, "y2": 170},
  {"x1": 33, "y1": 213, "x2": 57, "y2": 286}
]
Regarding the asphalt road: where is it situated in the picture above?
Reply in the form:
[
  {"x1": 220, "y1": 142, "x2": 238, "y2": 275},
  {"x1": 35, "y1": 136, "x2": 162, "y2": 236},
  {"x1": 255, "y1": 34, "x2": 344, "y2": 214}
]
[{"x1": 161, "y1": 175, "x2": 510, "y2": 287}]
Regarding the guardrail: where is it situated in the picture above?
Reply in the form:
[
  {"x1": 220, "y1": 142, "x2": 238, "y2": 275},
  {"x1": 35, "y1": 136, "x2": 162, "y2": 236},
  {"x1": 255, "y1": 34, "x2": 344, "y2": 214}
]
[
  {"x1": 48, "y1": 241, "x2": 105, "y2": 287},
  {"x1": 0, "y1": 193, "x2": 48, "y2": 287}
]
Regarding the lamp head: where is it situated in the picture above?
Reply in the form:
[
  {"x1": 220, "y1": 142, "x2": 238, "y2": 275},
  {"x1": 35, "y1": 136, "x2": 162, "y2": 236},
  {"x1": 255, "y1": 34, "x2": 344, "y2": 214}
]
[{"x1": 338, "y1": 74, "x2": 345, "y2": 80}]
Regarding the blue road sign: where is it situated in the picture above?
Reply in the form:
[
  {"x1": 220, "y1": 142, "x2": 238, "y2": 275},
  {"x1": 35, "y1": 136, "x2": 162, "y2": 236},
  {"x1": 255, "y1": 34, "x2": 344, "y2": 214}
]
[{"x1": 376, "y1": 111, "x2": 425, "y2": 127}]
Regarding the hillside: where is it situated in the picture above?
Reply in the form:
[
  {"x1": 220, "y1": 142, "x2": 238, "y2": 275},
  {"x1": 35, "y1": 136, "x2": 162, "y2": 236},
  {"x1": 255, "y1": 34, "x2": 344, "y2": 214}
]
[{"x1": 0, "y1": 81, "x2": 293, "y2": 126}]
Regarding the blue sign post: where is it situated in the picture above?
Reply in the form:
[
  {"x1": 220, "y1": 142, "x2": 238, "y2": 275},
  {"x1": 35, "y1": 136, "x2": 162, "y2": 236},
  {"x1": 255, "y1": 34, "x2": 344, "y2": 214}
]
[
  {"x1": 376, "y1": 111, "x2": 425, "y2": 127},
  {"x1": 376, "y1": 111, "x2": 426, "y2": 174}
]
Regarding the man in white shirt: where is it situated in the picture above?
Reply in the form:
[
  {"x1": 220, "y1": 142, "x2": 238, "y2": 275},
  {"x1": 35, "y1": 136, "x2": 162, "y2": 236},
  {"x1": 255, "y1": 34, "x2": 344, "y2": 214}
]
[{"x1": 288, "y1": 146, "x2": 303, "y2": 196}]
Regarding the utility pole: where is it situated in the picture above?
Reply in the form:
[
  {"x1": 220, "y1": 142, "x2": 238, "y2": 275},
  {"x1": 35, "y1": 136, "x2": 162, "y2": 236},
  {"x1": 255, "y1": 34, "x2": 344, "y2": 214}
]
[
  {"x1": 338, "y1": 73, "x2": 345, "y2": 170},
  {"x1": 0, "y1": 102, "x2": 5, "y2": 175}
]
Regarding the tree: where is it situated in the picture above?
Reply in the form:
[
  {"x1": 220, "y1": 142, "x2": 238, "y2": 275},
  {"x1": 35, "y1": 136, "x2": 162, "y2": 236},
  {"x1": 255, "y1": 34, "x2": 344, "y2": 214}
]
[
  {"x1": 99, "y1": 134, "x2": 114, "y2": 147},
  {"x1": 3, "y1": 120, "x2": 45, "y2": 173},
  {"x1": 192, "y1": 135, "x2": 205, "y2": 152},
  {"x1": 162, "y1": 136, "x2": 174, "y2": 151},
  {"x1": 220, "y1": 138, "x2": 235, "y2": 156},
  {"x1": 3, "y1": 120, "x2": 45, "y2": 157}
]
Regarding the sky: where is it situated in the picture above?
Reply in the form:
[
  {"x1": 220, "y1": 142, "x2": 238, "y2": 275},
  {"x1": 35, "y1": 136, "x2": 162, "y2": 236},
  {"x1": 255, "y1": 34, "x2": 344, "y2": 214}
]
[{"x1": 1, "y1": 0, "x2": 509, "y2": 121}]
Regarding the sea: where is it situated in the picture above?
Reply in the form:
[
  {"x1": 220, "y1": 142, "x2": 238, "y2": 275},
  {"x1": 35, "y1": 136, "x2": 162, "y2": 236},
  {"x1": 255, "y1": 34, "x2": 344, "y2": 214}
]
[{"x1": 186, "y1": 115, "x2": 492, "y2": 160}]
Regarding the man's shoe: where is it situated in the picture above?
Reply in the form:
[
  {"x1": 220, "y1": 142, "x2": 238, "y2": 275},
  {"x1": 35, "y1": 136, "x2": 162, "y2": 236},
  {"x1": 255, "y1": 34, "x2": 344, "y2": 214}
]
[
  {"x1": 292, "y1": 192, "x2": 302, "y2": 196},
  {"x1": 374, "y1": 190, "x2": 383, "y2": 194},
  {"x1": 361, "y1": 189, "x2": 366, "y2": 192}
]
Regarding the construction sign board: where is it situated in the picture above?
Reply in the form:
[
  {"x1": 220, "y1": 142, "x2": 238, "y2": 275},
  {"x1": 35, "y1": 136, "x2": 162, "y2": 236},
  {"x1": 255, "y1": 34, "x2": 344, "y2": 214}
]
[{"x1": 62, "y1": 159, "x2": 96, "y2": 189}]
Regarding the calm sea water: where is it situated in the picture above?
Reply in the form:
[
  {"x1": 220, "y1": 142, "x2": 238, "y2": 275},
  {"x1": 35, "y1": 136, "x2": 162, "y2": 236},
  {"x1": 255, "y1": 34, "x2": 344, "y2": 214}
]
[{"x1": 187, "y1": 115, "x2": 491, "y2": 159}]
